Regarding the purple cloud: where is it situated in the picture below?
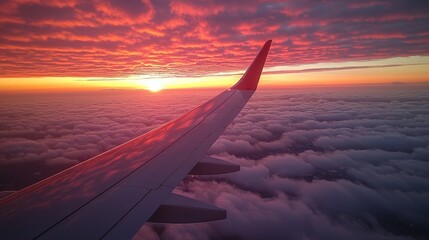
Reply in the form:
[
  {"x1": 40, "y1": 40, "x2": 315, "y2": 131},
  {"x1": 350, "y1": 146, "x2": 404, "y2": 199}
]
[{"x1": 1, "y1": 84, "x2": 429, "y2": 239}]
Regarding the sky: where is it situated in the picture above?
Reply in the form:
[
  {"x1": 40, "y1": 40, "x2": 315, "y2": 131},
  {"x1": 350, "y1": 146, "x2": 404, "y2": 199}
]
[
  {"x1": 1, "y1": 85, "x2": 428, "y2": 239},
  {"x1": 1, "y1": 1, "x2": 429, "y2": 239},
  {"x1": 1, "y1": 0, "x2": 429, "y2": 91}
]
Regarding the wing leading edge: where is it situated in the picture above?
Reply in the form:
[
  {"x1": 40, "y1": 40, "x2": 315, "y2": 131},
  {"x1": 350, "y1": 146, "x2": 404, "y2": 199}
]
[{"x1": 0, "y1": 40, "x2": 272, "y2": 239}]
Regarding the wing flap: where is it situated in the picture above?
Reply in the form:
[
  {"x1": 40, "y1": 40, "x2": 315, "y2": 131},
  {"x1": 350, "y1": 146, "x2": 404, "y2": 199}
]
[
  {"x1": 148, "y1": 193, "x2": 226, "y2": 223},
  {"x1": 190, "y1": 156, "x2": 240, "y2": 175}
]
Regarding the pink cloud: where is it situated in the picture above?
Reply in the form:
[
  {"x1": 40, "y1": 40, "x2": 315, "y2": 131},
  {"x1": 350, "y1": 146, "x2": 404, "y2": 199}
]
[
  {"x1": 170, "y1": 0, "x2": 224, "y2": 16},
  {"x1": 0, "y1": 0, "x2": 428, "y2": 78}
]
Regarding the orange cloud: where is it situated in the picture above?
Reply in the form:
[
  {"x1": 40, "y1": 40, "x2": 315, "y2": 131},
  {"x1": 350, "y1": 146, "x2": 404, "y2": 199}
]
[{"x1": 0, "y1": 0, "x2": 428, "y2": 86}]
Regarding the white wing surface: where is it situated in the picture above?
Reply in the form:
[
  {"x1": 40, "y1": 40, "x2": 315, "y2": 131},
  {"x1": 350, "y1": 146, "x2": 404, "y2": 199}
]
[{"x1": 0, "y1": 40, "x2": 272, "y2": 240}]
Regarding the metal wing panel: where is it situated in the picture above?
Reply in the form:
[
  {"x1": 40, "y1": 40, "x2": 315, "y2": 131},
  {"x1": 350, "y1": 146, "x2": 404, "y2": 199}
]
[
  {"x1": 0, "y1": 40, "x2": 272, "y2": 239},
  {"x1": 120, "y1": 90, "x2": 248, "y2": 188},
  {"x1": 37, "y1": 187, "x2": 151, "y2": 240},
  {"x1": 0, "y1": 91, "x2": 236, "y2": 239},
  {"x1": 103, "y1": 90, "x2": 253, "y2": 239}
]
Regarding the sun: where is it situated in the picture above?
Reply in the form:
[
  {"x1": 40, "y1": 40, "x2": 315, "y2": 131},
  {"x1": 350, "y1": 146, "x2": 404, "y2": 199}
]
[{"x1": 146, "y1": 80, "x2": 163, "y2": 92}]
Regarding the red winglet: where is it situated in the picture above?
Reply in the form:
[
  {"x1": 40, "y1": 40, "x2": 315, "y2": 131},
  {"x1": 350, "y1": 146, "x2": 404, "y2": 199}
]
[{"x1": 231, "y1": 40, "x2": 272, "y2": 91}]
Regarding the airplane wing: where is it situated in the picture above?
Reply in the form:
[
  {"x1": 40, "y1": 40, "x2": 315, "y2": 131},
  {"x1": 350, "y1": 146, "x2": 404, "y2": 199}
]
[{"x1": 0, "y1": 40, "x2": 272, "y2": 240}]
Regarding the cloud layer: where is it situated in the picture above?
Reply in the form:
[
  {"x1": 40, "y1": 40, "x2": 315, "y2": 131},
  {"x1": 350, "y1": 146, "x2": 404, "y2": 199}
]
[
  {"x1": 1, "y1": 84, "x2": 428, "y2": 239},
  {"x1": 142, "y1": 84, "x2": 428, "y2": 239},
  {"x1": 1, "y1": 0, "x2": 429, "y2": 78},
  {"x1": 0, "y1": 89, "x2": 212, "y2": 188}
]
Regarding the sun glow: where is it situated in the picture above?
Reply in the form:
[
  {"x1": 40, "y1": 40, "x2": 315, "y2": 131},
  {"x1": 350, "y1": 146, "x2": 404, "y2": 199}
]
[
  {"x1": 146, "y1": 80, "x2": 163, "y2": 92},
  {"x1": 1, "y1": 56, "x2": 429, "y2": 93}
]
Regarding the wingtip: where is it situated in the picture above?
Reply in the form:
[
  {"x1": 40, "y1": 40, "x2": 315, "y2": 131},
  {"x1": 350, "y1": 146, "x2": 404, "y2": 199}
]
[{"x1": 231, "y1": 40, "x2": 272, "y2": 91}]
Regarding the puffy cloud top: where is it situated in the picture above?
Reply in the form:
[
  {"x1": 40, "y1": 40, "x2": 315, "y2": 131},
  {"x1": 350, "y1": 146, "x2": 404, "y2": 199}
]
[{"x1": 1, "y1": 84, "x2": 429, "y2": 239}]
